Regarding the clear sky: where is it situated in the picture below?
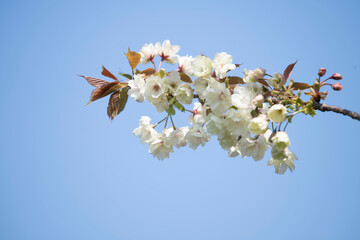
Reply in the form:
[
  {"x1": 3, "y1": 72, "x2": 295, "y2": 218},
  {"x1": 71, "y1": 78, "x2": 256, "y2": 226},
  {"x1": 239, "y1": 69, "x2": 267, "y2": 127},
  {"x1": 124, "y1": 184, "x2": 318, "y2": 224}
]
[{"x1": 1, "y1": 0, "x2": 360, "y2": 239}]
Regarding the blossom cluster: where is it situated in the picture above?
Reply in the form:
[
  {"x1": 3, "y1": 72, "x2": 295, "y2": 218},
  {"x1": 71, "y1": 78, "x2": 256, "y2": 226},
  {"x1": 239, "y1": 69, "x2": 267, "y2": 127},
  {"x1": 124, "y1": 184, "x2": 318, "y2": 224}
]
[{"x1": 129, "y1": 40, "x2": 298, "y2": 174}]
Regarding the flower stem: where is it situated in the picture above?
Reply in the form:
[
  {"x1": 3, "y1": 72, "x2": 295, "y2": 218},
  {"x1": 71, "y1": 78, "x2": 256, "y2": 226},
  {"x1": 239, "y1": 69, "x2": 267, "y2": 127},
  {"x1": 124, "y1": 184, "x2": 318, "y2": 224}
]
[
  {"x1": 170, "y1": 114, "x2": 176, "y2": 130},
  {"x1": 153, "y1": 115, "x2": 168, "y2": 128}
]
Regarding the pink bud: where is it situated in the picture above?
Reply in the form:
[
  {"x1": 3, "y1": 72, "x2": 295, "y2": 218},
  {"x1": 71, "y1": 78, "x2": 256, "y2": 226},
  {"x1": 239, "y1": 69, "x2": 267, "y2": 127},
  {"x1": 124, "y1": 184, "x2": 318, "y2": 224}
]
[
  {"x1": 330, "y1": 73, "x2": 342, "y2": 80},
  {"x1": 331, "y1": 82, "x2": 343, "y2": 91},
  {"x1": 318, "y1": 68, "x2": 326, "y2": 77}
]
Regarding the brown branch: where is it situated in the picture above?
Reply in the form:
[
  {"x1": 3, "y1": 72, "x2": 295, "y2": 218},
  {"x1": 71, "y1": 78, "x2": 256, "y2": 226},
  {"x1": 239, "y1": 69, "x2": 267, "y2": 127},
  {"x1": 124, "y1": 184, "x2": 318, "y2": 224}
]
[
  {"x1": 313, "y1": 102, "x2": 360, "y2": 121},
  {"x1": 266, "y1": 96, "x2": 360, "y2": 121}
]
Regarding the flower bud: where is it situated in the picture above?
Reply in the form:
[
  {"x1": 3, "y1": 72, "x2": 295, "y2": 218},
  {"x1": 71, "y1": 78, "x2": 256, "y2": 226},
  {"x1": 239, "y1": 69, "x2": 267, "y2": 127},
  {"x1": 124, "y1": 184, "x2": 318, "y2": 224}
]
[
  {"x1": 331, "y1": 82, "x2": 343, "y2": 91},
  {"x1": 330, "y1": 73, "x2": 342, "y2": 80},
  {"x1": 271, "y1": 147, "x2": 287, "y2": 160},
  {"x1": 318, "y1": 68, "x2": 326, "y2": 77},
  {"x1": 268, "y1": 104, "x2": 287, "y2": 123},
  {"x1": 252, "y1": 94, "x2": 264, "y2": 108},
  {"x1": 272, "y1": 131, "x2": 290, "y2": 150}
]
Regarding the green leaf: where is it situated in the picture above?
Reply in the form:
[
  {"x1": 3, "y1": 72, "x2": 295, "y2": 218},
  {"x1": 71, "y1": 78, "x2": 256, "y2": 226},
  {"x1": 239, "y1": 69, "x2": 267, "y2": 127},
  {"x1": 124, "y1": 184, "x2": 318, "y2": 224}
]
[
  {"x1": 166, "y1": 105, "x2": 176, "y2": 115},
  {"x1": 174, "y1": 102, "x2": 185, "y2": 112},
  {"x1": 119, "y1": 73, "x2": 133, "y2": 80}
]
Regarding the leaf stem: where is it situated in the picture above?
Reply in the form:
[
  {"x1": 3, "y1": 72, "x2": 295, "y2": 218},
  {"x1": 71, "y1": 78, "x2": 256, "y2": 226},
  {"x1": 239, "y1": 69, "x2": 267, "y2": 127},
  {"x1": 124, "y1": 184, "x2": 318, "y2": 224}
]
[{"x1": 170, "y1": 114, "x2": 176, "y2": 130}]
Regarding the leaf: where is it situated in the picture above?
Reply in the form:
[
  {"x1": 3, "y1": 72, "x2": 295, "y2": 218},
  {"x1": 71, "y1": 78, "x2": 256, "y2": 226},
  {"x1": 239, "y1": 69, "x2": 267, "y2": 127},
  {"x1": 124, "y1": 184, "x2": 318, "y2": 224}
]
[
  {"x1": 304, "y1": 91, "x2": 317, "y2": 97},
  {"x1": 159, "y1": 69, "x2": 166, "y2": 78},
  {"x1": 174, "y1": 102, "x2": 185, "y2": 112},
  {"x1": 292, "y1": 82, "x2": 311, "y2": 90},
  {"x1": 166, "y1": 105, "x2": 176, "y2": 115},
  {"x1": 124, "y1": 48, "x2": 141, "y2": 70},
  {"x1": 88, "y1": 82, "x2": 128, "y2": 104},
  {"x1": 179, "y1": 72, "x2": 193, "y2": 83},
  {"x1": 107, "y1": 87, "x2": 129, "y2": 120},
  {"x1": 119, "y1": 73, "x2": 133, "y2": 80},
  {"x1": 258, "y1": 79, "x2": 270, "y2": 87},
  {"x1": 79, "y1": 75, "x2": 109, "y2": 88},
  {"x1": 101, "y1": 66, "x2": 118, "y2": 81},
  {"x1": 220, "y1": 76, "x2": 244, "y2": 84},
  {"x1": 283, "y1": 60, "x2": 297, "y2": 84},
  {"x1": 140, "y1": 68, "x2": 156, "y2": 76}
]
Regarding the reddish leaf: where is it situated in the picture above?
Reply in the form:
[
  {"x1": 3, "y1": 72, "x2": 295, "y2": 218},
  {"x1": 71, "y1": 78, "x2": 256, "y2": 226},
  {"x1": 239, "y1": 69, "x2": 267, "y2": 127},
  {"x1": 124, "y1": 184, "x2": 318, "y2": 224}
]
[
  {"x1": 101, "y1": 66, "x2": 118, "y2": 81},
  {"x1": 88, "y1": 82, "x2": 127, "y2": 104},
  {"x1": 179, "y1": 72, "x2": 193, "y2": 83},
  {"x1": 258, "y1": 79, "x2": 270, "y2": 87},
  {"x1": 125, "y1": 48, "x2": 141, "y2": 70},
  {"x1": 221, "y1": 76, "x2": 244, "y2": 84},
  {"x1": 283, "y1": 61, "x2": 297, "y2": 84},
  {"x1": 140, "y1": 68, "x2": 156, "y2": 76},
  {"x1": 79, "y1": 75, "x2": 109, "y2": 88},
  {"x1": 107, "y1": 87, "x2": 129, "y2": 120},
  {"x1": 292, "y1": 82, "x2": 311, "y2": 90}
]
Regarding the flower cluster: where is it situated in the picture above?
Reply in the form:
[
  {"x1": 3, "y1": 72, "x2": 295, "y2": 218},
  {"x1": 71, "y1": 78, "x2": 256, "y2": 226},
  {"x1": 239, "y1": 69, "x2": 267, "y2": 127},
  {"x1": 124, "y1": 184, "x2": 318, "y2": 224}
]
[
  {"x1": 130, "y1": 40, "x2": 300, "y2": 174},
  {"x1": 82, "y1": 40, "x2": 344, "y2": 174}
]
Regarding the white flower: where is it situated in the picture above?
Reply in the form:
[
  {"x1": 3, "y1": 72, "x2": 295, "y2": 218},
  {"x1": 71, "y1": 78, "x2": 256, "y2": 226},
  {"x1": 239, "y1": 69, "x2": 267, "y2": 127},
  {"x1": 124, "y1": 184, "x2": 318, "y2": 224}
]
[
  {"x1": 272, "y1": 131, "x2": 290, "y2": 150},
  {"x1": 218, "y1": 132, "x2": 237, "y2": 150},
  {"x1": 128, "y1": 74, "x2": 146, "y2": 102},
  {"x1": 268, "y1": 148, "x2": 298, "y2": 174},
  {"x1": 231, "y1": 85, "x2": 256, "y2": 111},
  {"x1": 155, "y1": 40, "x2": 180, "y2": 64},
  {"x1": 194, "y1": 77, "x2": 211, "y2": 99},
  {"x1": 144, "y1": 75, "x2": 165, "y2": 103},
  {"x1": 263, "y1": 129, "x2": 273, "y2": 144},
  {"x1": 153, "y1": 96, "x2": 170, "y2": 112},
  {"x1": 269, "y1": 73, "x2": 284, "y2": 89},
  {"x1": 248, "y1": 114, "x2": 268, "y2": 135},
  {"x1": 205, "y1": 79, "x2": 232, "y2": 115},
  {"x1": 168, "y1": 127, "x2": 189, "y2": 148},
  {"x1": 192, "y1": 55, "x2": 212, "y2": 78},
  {"x1": 166, "y1": 70, "x2": 182, "y2": 93},
  {"x1": 225, "y1": 108, "x2": 251, "y2": 137},
  {"x1": 205, "y1": 113, "x2": 227, "y2": 138},
  {"x1": 243, "y1": 68, "x2": 266, "y2": 83},
  {"x1": 174, "y1": 83, "x2": 193, "y2": 105},
  {"x1": 133, "y1": 116, "x2": 157, "y2": 144},
  {"x1": 245, "y1": 82, "x2": 265, "y2": 95},
  {"x1": 139, "y1": 43, "x2": 157, "y2": 64},
  {"x1": 268, "y1": 104, "x2": 287, "y2": 123},
  {"x1": 148, "y1": 130, "x2": 174, "y2": 160},
  {"x1": 239, "y1": 135, "x2": 269, "y2": 161},
  {"x1": 228, "y1": 145, "x2": 241, "y2": 158},
  {"x1": 186, "y1": 124, "x2": 210, "y2": 149},
  {"x1": 187, "y1": 102, "x2": 206, "y2": 125},
  {"x1": 212, "y1": 52, "x2": 236, "y2": 79},
  {"x1": 177, "y1": 55, "x2": 194, "y2": 75}
]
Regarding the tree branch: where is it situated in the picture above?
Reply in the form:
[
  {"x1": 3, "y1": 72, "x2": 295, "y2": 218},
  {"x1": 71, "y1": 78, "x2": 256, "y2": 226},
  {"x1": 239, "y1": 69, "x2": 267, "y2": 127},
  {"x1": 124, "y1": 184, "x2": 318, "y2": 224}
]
[{"x1": 313, "y1": 102, "x2": 360, "y2": 121}]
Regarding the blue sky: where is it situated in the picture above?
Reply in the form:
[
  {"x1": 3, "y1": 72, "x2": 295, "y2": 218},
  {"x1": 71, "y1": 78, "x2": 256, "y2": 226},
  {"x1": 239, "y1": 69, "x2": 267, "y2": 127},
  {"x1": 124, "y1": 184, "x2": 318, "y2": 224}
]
[{"x1": 1, "y1": 0, "x2": 360, "y2": 239}]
